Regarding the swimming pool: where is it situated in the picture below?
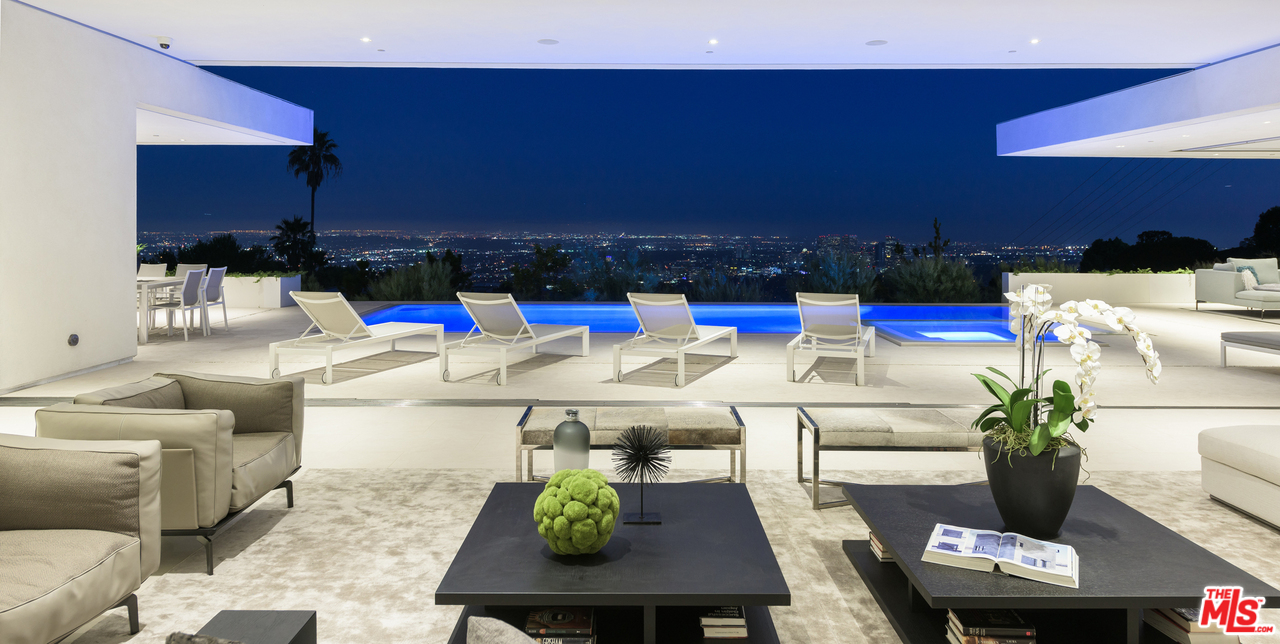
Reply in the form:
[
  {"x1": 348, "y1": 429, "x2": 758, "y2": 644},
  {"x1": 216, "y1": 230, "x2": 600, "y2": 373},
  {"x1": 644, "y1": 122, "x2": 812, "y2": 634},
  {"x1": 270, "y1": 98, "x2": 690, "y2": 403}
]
[{"x1": 361, "y1": 302, "x2": 1017, "y2": 343}]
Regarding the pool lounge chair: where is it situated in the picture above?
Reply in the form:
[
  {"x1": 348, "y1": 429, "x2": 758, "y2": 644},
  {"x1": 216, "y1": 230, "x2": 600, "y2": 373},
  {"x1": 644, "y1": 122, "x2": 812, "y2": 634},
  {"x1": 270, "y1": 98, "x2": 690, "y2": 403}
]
[
  {"x1": 444, "y1": 293, "x2": 590, "y2": 385},
  {"x1": 787, "y1": 292, "x2": 876, "y2": 385},
  {"x1": 1221, "y1": 331, "x2": 1280, "y2": 366},
  {"x1": 269, "y1": 291, "x2": 445, "y2": 384},
  {"x1": 614, "y1": 293, "x2": 737, "y2": 387}
]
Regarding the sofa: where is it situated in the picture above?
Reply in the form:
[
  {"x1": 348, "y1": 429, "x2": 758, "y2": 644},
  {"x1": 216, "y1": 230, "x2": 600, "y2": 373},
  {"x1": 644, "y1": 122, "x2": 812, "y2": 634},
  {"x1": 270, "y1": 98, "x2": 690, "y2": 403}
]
[
  {"x1": 35, "y1": 371, "x2": 304, "y2": 574},
  {"x1": 0, "y1": 434, "x2": 161, "y2": 644},
  {"x1": 1195, "y1": 257, "x2": 1280, "y2": 316},
  {"x1": 1199, "y1": 425, "x2": 1280, "y2": 529}
]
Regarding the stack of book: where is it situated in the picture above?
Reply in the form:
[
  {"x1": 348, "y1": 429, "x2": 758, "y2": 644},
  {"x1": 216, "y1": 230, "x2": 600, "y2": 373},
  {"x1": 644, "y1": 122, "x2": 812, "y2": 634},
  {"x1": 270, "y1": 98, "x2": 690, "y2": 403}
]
[
  {"x1": 525, "y1": 607, "x2": 595, "y2": 644},
  {"x1": 1143, "y1": 607, "x2": 1240, "y2": 643},
  {"x1": 946, "y1": 608, "x2": 1036, "y2": 644},
  {"x1": 869, "y1": 532, "x2": 893, "y2": 562},
  {"x1": 699, "y1": 606, "x2": 748, "y2": 639}
]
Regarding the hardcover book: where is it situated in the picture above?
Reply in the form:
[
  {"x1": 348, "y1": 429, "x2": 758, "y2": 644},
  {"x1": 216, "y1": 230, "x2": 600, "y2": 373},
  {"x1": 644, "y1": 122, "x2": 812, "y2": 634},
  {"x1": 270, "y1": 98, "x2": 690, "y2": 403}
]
[
  {"x1": 947, "y1": 608, "x2": 1036, "y2": 638},
  {"x1": 923, "y1": 523, "x2": 1079, "y2": 589},
  {"x1": 525, "y1": 608, "x2": 594, "y2": 636},
  {"x1": 702, "y1": 625, "x2": 749, "y2": 639},
  {"x1": 698, "y1": 606, "x2": 747, "y2": 626},
  {"x1": 945, "y1": 621, "x2": 1036, "y2": 644},
  {"x1": 1144, "y1": 609, "x2": 1238, "y2": 644}
]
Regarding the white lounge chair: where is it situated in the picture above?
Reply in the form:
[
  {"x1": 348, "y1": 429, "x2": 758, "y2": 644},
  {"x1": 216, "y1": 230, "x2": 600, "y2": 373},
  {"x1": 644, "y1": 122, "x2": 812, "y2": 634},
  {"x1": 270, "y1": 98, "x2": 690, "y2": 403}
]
[
  {"x1": 150, "y1": 268, "x2": 207, "y2": 341},
  {"x1": 269, "y1": 291, "x2": 445, "y2": 385},
  {"x1": 786, "y1": 292, "x2": 876, "y2": 385},
  {"x1": 444, "y1": 293, "x2": 589, "y2": 385},
  {"x1": 613, "y1": 293, "x2": 737, "y2": 387},
  {"x1": 202, "y1": 267, "x2": 229, "y2": 334}
]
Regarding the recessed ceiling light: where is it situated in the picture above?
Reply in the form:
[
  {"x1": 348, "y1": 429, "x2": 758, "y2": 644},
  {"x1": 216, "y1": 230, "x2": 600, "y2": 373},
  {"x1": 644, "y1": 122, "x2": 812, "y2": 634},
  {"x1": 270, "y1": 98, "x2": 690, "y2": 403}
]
[
  {"x1": 1030, "y1": 39, "x2": 1040, "y2": 44},
  {"x1": 377, "y1": 49, "x2": 385, "y2": 52},
  {"x1": 708, "y1": 39, "x2": 718, "y2": 45},
  {"x1": 865, "y1": 40, "x2": 888, "y2": 46},
  {"x1": 1182, "y1": 134, "x2": 1190, "y2": 137},
  {"x1": 153, "y1": 134, "x2": 159, "y2": 137},
  {"x1": 706, "y1": 51, "x2": 713, "y2": 54},
  {"x1": 537, "y1": 39, "x2": 559, "y2": 45},
  {"x1": 360, "y1": 37, "x2": 371, "y2": 43},
  {"x1": 1266, "y1": 121, "x2": 1272, "y2": 124},
  {"x1": 1116, "y1": 145, "x2": 1125, "y2": 148},
  {"x1": 179, "y1": 138, "x2": 185, "y2": 142},
  {"x1": 1008, "y1": 50, "x2": 1017, "y2": 53}
]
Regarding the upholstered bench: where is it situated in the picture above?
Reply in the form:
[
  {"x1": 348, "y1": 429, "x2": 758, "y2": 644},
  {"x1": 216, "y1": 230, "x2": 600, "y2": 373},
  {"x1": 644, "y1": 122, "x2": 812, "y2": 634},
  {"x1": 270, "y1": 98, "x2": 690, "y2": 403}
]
[
  {"x1": 1199, "y1": 425, "x2": 1280, "y2": 529},
  {"x1": 797, "y1": 407, "x2": 983, "y2": 509},
  {"x1": 517, "y1": 406, "x2": 745, "y2": 483}
]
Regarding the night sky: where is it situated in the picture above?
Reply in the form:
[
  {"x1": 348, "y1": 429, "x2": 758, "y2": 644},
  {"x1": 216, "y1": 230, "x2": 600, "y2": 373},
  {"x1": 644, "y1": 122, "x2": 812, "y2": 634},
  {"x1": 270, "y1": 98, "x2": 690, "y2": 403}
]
[{"x1": 137, "y1": 67, "x2": 1279, "y2": 247}]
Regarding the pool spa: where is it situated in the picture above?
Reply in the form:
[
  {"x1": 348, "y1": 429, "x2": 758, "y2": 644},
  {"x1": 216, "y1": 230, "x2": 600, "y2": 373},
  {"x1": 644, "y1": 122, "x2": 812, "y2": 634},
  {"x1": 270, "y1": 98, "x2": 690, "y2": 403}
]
[{"x1": 362, "y1": 303, "x2": 1017, "y2": 344}]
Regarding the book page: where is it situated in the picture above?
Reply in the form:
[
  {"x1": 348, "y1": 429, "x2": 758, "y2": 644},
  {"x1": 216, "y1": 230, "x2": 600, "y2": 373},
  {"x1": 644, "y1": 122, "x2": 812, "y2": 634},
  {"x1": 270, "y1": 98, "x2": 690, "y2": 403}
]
[
  {"x1": 996, "y1": 533, "x2": 1076, "y2": 579},
  {"x1": 925, "y1": 524, "x2": 1004, "y2": 561}
]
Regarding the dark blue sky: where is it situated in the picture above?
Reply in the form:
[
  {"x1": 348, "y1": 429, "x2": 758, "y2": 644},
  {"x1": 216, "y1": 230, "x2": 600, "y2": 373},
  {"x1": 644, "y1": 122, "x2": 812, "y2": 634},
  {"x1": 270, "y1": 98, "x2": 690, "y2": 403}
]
[{"x1": 137, "y1": 67, "x2": 1278, "y2": 247}]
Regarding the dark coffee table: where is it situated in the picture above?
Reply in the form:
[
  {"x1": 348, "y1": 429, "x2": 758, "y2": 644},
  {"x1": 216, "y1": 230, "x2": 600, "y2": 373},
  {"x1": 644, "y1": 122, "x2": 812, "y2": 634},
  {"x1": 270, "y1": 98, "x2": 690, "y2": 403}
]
[
  {"x1": 841, "y1": 484, "x2": 1280, "y2": 644},
  {"x1": 435, "y1": 482, "x2": 790, "y2": 644},
  {"x1": 196, "y1": 610, "x2": 316, "y2": 644}
]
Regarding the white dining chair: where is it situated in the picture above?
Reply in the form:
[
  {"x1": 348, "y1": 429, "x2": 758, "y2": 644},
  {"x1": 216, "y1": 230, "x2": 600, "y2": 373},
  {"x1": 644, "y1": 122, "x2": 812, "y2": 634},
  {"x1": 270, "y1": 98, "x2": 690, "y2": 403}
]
[
  {"x1": 151, "y1": 269, "x2": 206, "y2": 341},
  {"x1": 136, "y1": 263, "x2": 167, "y2": 279},
  {"x1": 203, "y1": 267, "x2": 229, "y2": 334}
]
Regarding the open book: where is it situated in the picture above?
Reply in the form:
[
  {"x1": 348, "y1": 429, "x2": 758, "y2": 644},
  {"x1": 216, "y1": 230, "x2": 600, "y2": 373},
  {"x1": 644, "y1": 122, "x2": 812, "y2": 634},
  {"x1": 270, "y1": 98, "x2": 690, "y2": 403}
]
[{"x1": 921, "y1": 523, "x2": 1079, "y2": 588}]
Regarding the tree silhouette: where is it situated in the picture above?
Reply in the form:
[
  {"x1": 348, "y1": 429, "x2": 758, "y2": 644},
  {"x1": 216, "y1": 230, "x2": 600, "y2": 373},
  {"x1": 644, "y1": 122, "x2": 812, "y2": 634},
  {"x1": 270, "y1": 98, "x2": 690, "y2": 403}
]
[
  {"x1": 272, "y1": 216, "x2": 318, "y2": 271},
  {"x1": 286, "y1": 128, "x2": 343, "y2": 232}
]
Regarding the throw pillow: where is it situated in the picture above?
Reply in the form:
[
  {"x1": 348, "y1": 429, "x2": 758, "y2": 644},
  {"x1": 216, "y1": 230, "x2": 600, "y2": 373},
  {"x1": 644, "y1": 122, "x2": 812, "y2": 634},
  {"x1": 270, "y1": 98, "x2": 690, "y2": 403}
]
[
  {"x1": 1238, "y1": 266, "x2": 1259, "y2": 290},
  {"x1": 467, "y1": 617, "x2": 536, "y2": 644}
]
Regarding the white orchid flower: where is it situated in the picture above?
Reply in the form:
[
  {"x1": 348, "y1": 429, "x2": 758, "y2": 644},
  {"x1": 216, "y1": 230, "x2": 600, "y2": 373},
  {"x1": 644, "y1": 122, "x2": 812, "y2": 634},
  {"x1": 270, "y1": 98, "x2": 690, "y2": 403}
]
[
  {"x1": 1059, "y1": 300, "x2": 1081, "y2": 315},
  {"x1": 1070, "y1": 341, "x2": 1102, "y2": 365},
  {"x1": 1075, "y1": 390, "x2": 1097, "y2": 419},
  {"x1": 1074, "y1": 366, "x2": 1096, "y2": 391},
  {"x1": 1038, "y1": 309, "x2": 1078, "y2": 326},
  {"x1": 1134, "y1": 332, "x2": 1156, "y2": 358},
  {"x1": 1082, "y1": 299, "x2": 1111, "y2": 316},
  {"x1": 1146, "y1": 359, "x2": 1162, "y2": 384},
  {"x1": 1104, "y1": 306, "x2": 1136, "y2": 331},
  {"x1": 1053, "y1": 323, "x2": 1091, "y2": 345}
]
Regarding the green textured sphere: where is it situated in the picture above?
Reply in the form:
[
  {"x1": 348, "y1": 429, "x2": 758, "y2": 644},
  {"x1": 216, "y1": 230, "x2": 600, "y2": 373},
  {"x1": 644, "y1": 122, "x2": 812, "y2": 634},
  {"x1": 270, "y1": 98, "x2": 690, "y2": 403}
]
[{"x1": 533, "y1": 468, "x2": 619, "y2": 555}]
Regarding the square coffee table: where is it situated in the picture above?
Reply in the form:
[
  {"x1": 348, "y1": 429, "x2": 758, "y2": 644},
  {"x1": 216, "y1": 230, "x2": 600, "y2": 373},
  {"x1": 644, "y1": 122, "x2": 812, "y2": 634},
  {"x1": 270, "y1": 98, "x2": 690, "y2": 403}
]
[
  {"x1": 842, "y1": 484, "x2": 1280, "y2": 644},
  {"x1": 435, "y1": 482, "x2": 790, "y2": 644}
]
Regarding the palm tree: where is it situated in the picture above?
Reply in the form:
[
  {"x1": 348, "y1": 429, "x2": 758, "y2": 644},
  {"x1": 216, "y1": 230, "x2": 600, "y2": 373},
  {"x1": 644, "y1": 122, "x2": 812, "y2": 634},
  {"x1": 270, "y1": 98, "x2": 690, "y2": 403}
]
[
  {"x1": 286, "y1": 128, "x2": 343, "y2": 232},
  {"x1": 271, "y1": 216, "x2": 316, "y2": 270}
]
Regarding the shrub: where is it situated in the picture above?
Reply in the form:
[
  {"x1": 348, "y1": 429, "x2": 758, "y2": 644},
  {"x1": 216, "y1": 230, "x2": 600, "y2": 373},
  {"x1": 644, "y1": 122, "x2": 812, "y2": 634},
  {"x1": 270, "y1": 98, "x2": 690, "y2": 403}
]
[
  {"x1": 881, "y1": 256, "x2": 980, "y2": 303},
  {"x1": 533, "y1": 469, "x2": 619, "y2": 555},
  {"x1": 685, "y1": 269, "x2": 763, "y2": 302},
  {"x1": 365, "y1": 261, "x2": 454, "y2": 301},
  {"x1": 802, "y1": 249, "x2": 877, "y2": 300},
  {"x1": 573, "y1": 248, "x2": 658, "y2": 301}
]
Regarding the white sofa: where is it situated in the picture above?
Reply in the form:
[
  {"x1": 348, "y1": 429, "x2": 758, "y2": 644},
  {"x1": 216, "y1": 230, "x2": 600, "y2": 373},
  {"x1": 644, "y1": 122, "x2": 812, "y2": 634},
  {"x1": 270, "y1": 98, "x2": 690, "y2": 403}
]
[
  {"x1": 1200, "y1": 425, "x2": 1280, "y2": 529},
  {"x1": 1195, "y1": 257, "x2": 1280, "y2": 317}
]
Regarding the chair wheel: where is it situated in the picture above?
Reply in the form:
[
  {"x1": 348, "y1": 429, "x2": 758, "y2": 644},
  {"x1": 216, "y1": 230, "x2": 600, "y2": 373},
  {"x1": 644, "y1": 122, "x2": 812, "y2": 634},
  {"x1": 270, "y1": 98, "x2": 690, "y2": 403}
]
[
  {"x1": 442, "y1": 369, "x2": 450, "y2": 382},
  {"x1": 498, "y1": 374, "x2": 506, "y2": 386},
  {"x1": 320, "y1": 372, "x2": 330, "y2": 385},
  {"x1": 616, "y1": 370, "x2": 622, "y2": 382},
  {"x1": 270, "y1": 368, "x2": 281, "y2": 379}
]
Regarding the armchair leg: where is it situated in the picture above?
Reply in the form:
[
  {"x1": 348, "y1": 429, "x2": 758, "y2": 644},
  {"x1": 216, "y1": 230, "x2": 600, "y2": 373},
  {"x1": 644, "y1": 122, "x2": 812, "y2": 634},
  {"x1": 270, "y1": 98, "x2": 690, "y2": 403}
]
[
  {"x1": 275, "y1": 479, "x2": 294, "y2": 508},
  {"x1": 113, "y1": 594, "x2": 139, "y2": 634},
  {"x1": 199, "y1": 536, "x2": 214, "y2": 575}
]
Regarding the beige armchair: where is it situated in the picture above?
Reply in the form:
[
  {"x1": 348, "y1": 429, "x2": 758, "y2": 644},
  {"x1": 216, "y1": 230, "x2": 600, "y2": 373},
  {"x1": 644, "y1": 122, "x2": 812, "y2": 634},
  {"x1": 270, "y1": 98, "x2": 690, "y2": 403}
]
[
  {"x1": 36, "y1": 371, "x2": 304, "y2": 575},
  {"x1": 0, "y1": 434, "x2": 161, "y2": 644}
]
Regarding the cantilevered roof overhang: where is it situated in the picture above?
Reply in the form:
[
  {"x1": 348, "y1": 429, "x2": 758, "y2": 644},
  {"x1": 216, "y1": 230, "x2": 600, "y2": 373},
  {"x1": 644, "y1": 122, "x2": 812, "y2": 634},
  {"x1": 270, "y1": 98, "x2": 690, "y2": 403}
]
[{"x1": 998, "y1": 44, "x2": 1280, "y2": 159}]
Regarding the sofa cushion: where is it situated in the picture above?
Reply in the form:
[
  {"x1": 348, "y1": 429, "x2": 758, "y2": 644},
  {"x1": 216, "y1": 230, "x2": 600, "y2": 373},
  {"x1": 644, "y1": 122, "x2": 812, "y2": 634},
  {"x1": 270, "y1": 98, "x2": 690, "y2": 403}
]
[
  {"x1": 160, "y1": 373, "x2": 294, "y2": 436},
  {"x1": 1199, "y1": 425, "x2": 1280, "y2": 487},
  {"x1": 1222, "y1": 332, "x2": 1280, "y2": 351},
  {"x1": 75, "y1": 377, "x2": 183, "y2": 409},
  {"x1": 1229, "y1": 257, "x2": 1280, "y2": 284},
  {"x1": 229, "y1": 433, "x2": 296, "y2": 513},
  {"x1": 0, "y1": 530, "x2": 141, "y2": 644},
  {"x1": 519, "y1": 407, "x2": 741, "y2": 446},
  {"x1": 1233, "y1": 290, "x2": 1280, "y2": 302},
  {"x1": 804, "y1": 408, "x2": 982, "y2": 448},
  {"x1": 664, "y1": 407, "x2": 742, "y2": 445}
]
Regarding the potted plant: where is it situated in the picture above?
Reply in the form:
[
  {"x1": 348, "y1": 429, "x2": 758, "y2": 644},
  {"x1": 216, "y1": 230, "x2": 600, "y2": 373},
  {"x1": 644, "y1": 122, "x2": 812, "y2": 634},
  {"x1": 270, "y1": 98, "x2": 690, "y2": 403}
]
[{"x1": 972, "y1": 284, "x2": 1161, "y2": 538}]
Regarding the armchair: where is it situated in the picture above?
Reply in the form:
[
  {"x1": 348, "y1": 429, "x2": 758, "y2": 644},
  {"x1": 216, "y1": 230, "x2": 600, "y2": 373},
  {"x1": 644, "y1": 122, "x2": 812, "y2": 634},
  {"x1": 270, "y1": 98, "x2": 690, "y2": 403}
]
[
  {"x1": 35, "y1": 371, "x2": 304, "y2": 575},
  {"x1": 0, "y1": 434, "x2": 161, "y2": 644}
]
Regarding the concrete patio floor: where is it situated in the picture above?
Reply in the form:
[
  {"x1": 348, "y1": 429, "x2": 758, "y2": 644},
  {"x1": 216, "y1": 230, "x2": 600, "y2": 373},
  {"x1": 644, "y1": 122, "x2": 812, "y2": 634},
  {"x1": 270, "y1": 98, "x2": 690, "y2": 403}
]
[{"x1": 3, "y1": 301, "x2": 1279, "y2": 474}]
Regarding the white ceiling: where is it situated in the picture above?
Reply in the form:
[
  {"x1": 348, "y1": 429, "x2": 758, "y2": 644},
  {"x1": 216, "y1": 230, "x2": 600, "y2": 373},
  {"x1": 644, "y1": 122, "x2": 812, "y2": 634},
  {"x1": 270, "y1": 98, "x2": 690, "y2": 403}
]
[{"x1": 25, "y1": 0, "x2": 1280, "y2": 69}]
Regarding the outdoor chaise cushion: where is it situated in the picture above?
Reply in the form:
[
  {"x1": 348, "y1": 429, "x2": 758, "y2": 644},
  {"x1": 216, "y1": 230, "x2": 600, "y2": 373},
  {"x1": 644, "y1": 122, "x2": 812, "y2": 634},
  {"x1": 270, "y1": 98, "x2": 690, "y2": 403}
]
[
  {"x1": 520, "y1": 407, "x2": 741, "y2": 446},
  {"x1": 803, "y1": 408, "x2": 983, "y2": 448},
  {"x1": 1234, "y1": 290, "x2": 1280, "y2": 302},
  {"x1": 1200, "y1": 426, "x2": 1280, "y2": 487},
  {"x1": 1221, "y1": 332, "x2": 1280, "y2": 351}
]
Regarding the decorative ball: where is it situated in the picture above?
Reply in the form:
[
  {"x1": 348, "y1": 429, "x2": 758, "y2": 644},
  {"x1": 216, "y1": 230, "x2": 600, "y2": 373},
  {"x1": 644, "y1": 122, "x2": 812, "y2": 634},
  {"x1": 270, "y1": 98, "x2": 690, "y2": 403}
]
[{"x1": 533, "y1": 468, "x2": 619, "y2": 555}]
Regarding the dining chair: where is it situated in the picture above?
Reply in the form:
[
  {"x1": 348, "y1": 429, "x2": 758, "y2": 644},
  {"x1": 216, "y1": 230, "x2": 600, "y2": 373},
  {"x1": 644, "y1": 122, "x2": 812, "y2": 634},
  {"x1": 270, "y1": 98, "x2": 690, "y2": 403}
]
[
  {"x1": 203, "y1": 267, "x2": 229, "y2": 334},
  {"x1": 152, "y1": 269, "x2": 206, "y2": 341},
  {"x1": 136, "y1": 263, "x2": 167, "y2": 279}
]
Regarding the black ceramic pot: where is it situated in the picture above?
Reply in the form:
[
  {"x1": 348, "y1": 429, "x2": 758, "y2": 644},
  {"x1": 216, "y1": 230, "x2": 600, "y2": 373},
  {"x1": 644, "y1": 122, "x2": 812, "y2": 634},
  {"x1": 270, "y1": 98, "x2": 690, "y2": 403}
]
[{"x1": 982, "y1": 436, "x2": 1081, "y2": 539}]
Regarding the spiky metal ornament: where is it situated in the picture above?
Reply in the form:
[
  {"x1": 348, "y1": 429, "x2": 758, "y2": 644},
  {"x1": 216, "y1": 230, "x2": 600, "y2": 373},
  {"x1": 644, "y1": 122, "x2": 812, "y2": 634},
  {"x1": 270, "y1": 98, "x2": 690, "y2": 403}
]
[{"x1": 612, "y1": 425, "x2": 671, "y2": 524}]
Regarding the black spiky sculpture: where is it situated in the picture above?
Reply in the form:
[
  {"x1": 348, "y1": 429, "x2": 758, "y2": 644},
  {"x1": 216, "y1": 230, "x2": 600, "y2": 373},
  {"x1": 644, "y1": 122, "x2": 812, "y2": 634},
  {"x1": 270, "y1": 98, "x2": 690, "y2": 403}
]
[{"x1": 612, "y1": 425, "x2": 671, "y2": 524}]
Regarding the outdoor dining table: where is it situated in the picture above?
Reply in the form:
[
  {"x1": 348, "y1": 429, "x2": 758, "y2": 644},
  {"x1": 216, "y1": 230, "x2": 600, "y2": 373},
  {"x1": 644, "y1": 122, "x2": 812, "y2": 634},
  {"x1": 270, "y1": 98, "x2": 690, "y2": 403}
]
[{"x1": 136, "y1": 276, "x2": 184, "y2": 345}]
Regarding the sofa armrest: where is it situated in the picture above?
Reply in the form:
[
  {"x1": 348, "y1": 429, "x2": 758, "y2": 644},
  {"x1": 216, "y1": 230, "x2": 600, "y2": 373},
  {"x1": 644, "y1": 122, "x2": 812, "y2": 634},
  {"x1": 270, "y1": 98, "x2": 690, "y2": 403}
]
[
  {"x1": 35, "y1": 403, "x2": 235, "y2": 529},
  {"x1": 1196, "y1": 269, "x2": 1244, "y2": 302},
  {"x1": 158, "y1": 371, "x2": 304, "y2": 466},
  {"x1": 73, "y1": 376, "x2": 183, "y2": 408},
  {"x1": 0, "y1": 433, "x2": 163, "y2": 579}
]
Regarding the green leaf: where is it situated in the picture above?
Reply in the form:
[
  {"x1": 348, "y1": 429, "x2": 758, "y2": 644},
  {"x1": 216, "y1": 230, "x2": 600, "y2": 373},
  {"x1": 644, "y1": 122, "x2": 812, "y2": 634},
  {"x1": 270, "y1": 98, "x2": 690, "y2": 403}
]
[
  {"x1": 985, "y1": 367, "x2": 1016, "y2": 386},
  {"x1": 979, "y1": 416, "x2": 1003, "y2": 433},
  {"x1": 1074, "y1": 418, "x2": 1090, "y2": 432},
  {"x1": 1046, "y1": 409, "x2": 1071, "y2": 438},
  {"x1": 1029, "y1": 368, "x2": 1053, "y2": 387},
  {"x1": 971, "y1": 405, "x2": 1001, "y2": 430},
  {"x1": 973, "y1": 374, "x2": 1011, "y2": 409},
  {"x1": 1010, "y1": 398, "x2": 1038, "y2": 433},
  {"x1": 1051, "y1": 380, "x2": 1075, "y2": 415},
  {"x1": 1029, "y1": 424, "x2": 1051, "y2": 455}
]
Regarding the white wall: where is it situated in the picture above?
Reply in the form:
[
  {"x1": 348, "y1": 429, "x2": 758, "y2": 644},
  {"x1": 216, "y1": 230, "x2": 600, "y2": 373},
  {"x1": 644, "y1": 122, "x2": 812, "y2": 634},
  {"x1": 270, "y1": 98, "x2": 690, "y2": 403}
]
[
  {"x1": 1002, "y1": 272, "x2": 1196, "y2": 305},
  {"x1": 0, "y1": 0, "x2": 311, "y2": 392}
]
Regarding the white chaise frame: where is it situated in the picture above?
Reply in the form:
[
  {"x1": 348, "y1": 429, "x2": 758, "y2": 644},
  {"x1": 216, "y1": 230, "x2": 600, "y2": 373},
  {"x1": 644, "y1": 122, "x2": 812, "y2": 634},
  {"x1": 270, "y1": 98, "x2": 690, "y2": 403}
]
[
  {"x1": 443, "y1": 293, "x2": 589, "y2": 385},
  {"x1": 786, "y1": 292, "x2": 876, "y2": 385},
  {"x1": 613, "y1": 293, "x2": 738, "y2": 387},
  {"x1": 268, "y1": 291, "x2": 445, "y2": 385}
]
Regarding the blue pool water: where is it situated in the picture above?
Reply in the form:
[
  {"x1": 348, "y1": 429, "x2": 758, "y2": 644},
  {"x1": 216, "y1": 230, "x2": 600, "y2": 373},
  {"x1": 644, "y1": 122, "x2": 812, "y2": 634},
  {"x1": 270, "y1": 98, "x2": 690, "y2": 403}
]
[{"x1": 362, "y1": 303, "x2": 1015, "y2": 342}]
